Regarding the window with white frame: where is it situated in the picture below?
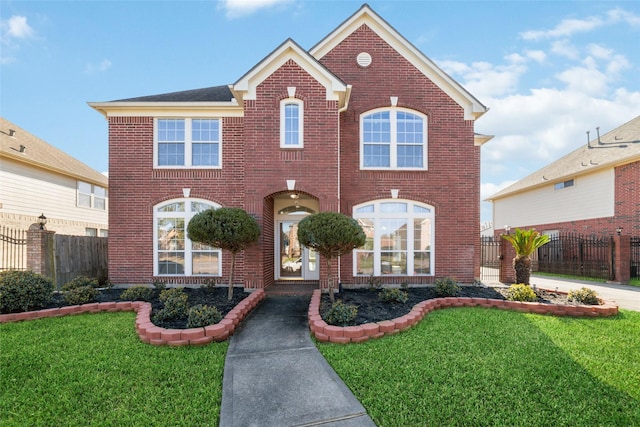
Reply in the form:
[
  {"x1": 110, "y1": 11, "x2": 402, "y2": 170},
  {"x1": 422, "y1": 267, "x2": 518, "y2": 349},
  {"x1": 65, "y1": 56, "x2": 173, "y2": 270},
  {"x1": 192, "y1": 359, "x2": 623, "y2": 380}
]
[
  {"x1": 554, "y1": 179, "x2": 574, "y2": 190},
  {"x1": 280, "y1": 99, "x2": 303, "y2": 148},
  {"x1": 155, "y1": 118, "x2": 221, "y2": 167},
  {"x1": 360, "y1": 108, "x2": 427, "y2": 169},
  {"x1": 154, "y1": 199, "x2": 222, "y2": 276},
  {"x1": 353, "y1": 200, "x2": 434, "y2": 276},
  {"x1": 77, "y1": 181, "x2": 107, "y2": 210}
]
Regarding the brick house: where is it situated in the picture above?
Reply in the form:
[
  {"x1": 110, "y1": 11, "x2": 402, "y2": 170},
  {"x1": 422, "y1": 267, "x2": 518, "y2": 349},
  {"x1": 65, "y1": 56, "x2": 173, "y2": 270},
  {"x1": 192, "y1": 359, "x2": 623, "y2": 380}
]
[
  {"x1": 488, "y1": 115, "x2": 640, "y2": 237},
  {"x1": 90, "y1": 4, "x2": 489, "y2": 290}
]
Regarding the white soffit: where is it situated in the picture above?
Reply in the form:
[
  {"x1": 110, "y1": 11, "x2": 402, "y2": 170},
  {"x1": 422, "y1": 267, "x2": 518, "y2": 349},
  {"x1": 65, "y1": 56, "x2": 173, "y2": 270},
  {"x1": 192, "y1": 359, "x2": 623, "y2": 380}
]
[{"x1": 310, "y1": 5, "x2": 487, "y2": 121}]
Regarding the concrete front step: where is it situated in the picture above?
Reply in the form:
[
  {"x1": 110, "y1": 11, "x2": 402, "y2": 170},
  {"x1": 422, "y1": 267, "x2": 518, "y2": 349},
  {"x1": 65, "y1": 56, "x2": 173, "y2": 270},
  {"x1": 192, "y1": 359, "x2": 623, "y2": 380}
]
[{"x1": 266, "y1": 281, "x2": 318, "y2": 296}]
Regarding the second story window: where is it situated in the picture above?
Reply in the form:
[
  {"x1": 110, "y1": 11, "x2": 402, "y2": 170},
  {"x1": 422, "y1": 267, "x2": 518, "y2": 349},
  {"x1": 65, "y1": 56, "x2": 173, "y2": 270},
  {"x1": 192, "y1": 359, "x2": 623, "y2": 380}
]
[
  {"x1": 155, "y1": 118, "x2": 221, "y2": 167},
  {"x1": 77, "y1": 181, "x2": 107, "y2": 210},
  {"x1": 280, "y1": 99, "x2": 303, "y2": 148},
  {"x1": 360, "y1": 108, "x2": 427, "y2": 170}
]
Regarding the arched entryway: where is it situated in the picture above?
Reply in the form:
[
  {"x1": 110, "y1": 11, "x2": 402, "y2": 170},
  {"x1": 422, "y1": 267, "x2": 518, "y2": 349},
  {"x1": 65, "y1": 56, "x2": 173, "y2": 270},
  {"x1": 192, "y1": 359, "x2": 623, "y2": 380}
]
[{"x1": 274, "y1": 194, "x2": 319, "y2": 281}]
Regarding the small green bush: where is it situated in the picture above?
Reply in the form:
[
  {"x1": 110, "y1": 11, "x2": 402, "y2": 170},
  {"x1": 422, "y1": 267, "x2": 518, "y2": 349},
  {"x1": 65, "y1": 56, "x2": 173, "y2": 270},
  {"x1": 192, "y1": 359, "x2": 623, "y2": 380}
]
[
  {"x1": 63, "y1": 286, "x2": 98, "y2": 305},
  {"x1": 325, "y1": 301, "x2": 358, "y2": 326},
  {"x1": 153, "y1": 280, "x2": 167, "y2": 291},
  {"x1": 568, "y1": 287, "x2": 600, "y2": 305},
  {"x1": 153, "y1": 288, "x2": 188, "y2": 322},
  {"x1": 506, "y1": 284, "x2": 537, "y2": 302},
  {"x1": 0, "y1": 270, "x2": 54, "y2": 313},
  {"x1": 378, "y1": 288, "x2": 409, "y2": 304},
  {"x1": 367, "y1": 275, "x2": 382, "y2": 291},
  {"x1": 435, "y1": 277, "x2": 461, "y2": 297},
  {"x1": 120, "y1": 286, "x2": 154, "y2": 302},
  {"x1": 61, "y1": 275, "x2": 100, "y2": 292},
  {"x1": 187, "y1": 304, "x2": 222, "y2": 328}
]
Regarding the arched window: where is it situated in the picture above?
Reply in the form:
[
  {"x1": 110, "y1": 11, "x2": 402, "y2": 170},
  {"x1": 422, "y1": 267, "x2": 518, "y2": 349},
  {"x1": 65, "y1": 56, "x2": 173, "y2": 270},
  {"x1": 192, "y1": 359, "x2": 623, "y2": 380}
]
[
  {"x1": 154, "y1": 199, "x2": 222, "y2": 276},
  {"x1": 353, "y1": 200, "x2": 434, "y2": 276},
  {"x1": 360, "y1": 108, "x2": 427, "y2": 170},
  {"x1": 280, "y1": 99, "x2": 304, "y2": 148}
]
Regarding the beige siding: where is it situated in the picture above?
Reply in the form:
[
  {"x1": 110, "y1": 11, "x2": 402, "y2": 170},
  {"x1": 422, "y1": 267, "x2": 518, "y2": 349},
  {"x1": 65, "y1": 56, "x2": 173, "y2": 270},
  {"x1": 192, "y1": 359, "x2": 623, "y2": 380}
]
[
  {"x1": 0, "y1": 158, "x2": 108, "y2": 234},
  {"x1": 494, "y1": 168, "x2": 614, "y2": 229}
]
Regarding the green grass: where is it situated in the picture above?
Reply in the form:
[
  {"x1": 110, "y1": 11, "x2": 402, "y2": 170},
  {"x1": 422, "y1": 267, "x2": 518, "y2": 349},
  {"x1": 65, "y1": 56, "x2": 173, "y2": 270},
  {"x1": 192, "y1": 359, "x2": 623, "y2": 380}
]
[
  {"x1": 630, "y1": 277, "x2": 640, "y2": 287},
  {"x1": 317, "y1": 308, "x2": 640, "y2": 426},
  {"x1": 0, "y1": 312, "x2": 227, "y2": 426}
]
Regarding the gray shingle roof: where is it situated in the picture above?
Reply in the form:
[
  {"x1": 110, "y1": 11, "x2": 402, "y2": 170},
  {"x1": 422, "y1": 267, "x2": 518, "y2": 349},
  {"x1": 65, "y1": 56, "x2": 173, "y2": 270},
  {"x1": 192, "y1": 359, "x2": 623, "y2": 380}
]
[
  {"x1": 0, "y1": 117, "x2": 108, "y2": 187},
  {"x1": 112, "y1": 85, "x2": 234, "y2": 103},
  {"x1": 488, "y1": 115, "x2": 640, "y2": 200}
]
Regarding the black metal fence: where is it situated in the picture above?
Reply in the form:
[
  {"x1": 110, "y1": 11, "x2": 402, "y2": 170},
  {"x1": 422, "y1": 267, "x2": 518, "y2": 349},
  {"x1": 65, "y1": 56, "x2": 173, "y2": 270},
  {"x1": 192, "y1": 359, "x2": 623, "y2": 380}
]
[
  {"x1": 480, "y1": 236, "x2": 501, "y2": 283},
  {"x1": 631, "y1": 237, "x2": 640, "y2": 279},
  {"x1": 0, "y1": 226, "x2": 27, "y2": 271},
  {"x1": 537, "y1": 233, "x2": 614, "y2": 281}
]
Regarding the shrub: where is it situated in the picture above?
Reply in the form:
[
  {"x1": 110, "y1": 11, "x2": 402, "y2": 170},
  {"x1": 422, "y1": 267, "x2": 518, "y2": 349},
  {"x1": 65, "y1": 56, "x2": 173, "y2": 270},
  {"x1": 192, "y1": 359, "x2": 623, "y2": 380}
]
[
  {"x1": 0, "y1": 270, "x2": 54, "y2": 313},
  {"x1": 324, "y1": 301, "x2": 358, "y2": 326},
  {"x1": 506, "y1": 284, "x2": 537, "y2": 302},
  {"x1": 378, "y1": 288, "x2": 408, "y2": 304},
  {"x1": 435, "y1": 277, "x2": 461, "y2": 297},
  {"x1": 63, "y1": 286, "x2": 98, "y2": 305},
  {"x1": 61, "y1": 275, "x2": 100, "y2": 292},
  {"x1": 153, "y1": 280, "x2": 166, "y2": 291},
  {"x1": 152, "y1": 288, "x2": 188, "y2": 323},
  {"x1": 568, "y1": 287, "x2": 600, "y2": 305},
  {"x1": 187, "y1": 304, "x2": 222, "y2": 328},
  {"x1": 120, "y1": 286, "x2": 154, "y2": 302},
  {"x1": 367, "y1": 275, "x2": 382, "y2": 291}
]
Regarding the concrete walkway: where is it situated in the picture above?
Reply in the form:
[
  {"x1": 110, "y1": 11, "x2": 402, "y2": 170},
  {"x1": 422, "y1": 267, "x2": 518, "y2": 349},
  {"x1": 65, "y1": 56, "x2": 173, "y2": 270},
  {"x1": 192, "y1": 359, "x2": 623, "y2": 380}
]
[
  {"x1": 220, "y1": 295, "x2": 376, "y2": 427},
  {"x1": 530, "y1": 275, "x2": 640, "y2": 311}
]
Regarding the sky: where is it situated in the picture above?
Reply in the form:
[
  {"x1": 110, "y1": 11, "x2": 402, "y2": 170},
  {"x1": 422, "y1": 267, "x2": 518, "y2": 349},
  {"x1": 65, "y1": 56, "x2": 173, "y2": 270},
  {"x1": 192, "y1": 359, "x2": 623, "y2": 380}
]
[{"x1": 2, "y1": 0, "x2": 639, "y2": 224}]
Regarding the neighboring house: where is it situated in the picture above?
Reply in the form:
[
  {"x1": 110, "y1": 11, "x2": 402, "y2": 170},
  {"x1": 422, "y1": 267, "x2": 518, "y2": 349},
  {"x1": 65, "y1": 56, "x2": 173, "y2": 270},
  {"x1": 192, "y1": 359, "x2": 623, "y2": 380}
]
[
  {"x1": 0, "y1": 117, "x2": 108, "y2": 236},
  {"x1": 487, "y1": 115, "x2": 640, "y2": 237},
  {"x1": 89, "y1": 4, "x2": 490, "y2": 289}
]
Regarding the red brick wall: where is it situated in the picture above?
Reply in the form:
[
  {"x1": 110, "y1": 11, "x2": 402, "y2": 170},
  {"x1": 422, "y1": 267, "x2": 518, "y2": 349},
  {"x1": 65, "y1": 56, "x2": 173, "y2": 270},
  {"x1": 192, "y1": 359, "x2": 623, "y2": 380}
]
[
  {"x1": 320, "y1": 25, "x2": 480, "y2": 284},
  {"x1": 501, "y1": 161, "x2": 639, "y2": 237}
]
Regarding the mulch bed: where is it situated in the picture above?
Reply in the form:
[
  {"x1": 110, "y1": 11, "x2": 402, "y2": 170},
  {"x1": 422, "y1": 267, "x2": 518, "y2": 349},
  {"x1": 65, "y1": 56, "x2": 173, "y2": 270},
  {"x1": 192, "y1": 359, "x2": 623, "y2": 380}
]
[{"x1": 321, "y1": 286, "x2": 575, "y2": 325}]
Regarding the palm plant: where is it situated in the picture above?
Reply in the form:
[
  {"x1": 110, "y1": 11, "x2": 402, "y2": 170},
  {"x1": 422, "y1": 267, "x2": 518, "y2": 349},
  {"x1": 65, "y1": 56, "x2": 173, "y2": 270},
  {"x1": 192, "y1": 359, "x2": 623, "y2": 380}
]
[{"x1": 502, "y1": 228, "x2": 550, "y2": 285}]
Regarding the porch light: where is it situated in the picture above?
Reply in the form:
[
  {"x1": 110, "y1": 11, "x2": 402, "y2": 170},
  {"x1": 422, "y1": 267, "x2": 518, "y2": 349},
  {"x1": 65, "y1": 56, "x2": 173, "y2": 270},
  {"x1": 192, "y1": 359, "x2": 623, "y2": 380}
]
[
  {"x1": 504, "y1": 225, "x2": 511, "y2": 235},
  {"x1": 616, "y1": 226, "x2": 622, "y2": 235},
  {"x1": 290, "y1": 193, "x2": 299, "y2": 199},
  {"x1": 38, "y1": 213, "x2": 47, "y2": 230}
]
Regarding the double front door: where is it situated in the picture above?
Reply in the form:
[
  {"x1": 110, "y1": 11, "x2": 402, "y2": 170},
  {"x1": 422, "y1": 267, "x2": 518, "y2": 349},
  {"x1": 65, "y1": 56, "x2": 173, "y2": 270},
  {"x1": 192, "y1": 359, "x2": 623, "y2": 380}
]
[{"x1": 277, "y1": 220, "x2": 319, "y2": 280}]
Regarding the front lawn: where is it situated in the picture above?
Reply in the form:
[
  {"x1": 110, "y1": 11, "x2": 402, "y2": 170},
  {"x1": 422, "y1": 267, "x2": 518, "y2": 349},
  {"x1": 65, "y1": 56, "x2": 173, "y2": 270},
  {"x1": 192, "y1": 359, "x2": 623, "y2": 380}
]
[
  {"x1": 0, "y1": 312, "x2": 227, "y2": 426},
  {"x1": 318, "y1": 308, "x2": 640, "y2": 426}
]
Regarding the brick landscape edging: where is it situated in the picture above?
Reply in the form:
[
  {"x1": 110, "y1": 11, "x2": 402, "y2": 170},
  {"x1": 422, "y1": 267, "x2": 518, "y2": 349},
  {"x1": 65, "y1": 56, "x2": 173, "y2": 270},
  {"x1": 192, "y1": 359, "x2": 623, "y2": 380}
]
[
  {"x1": 308, "y1": 290, "x2": 619, "y2": 344},
  {"x1": 0, "y1": 289, "x2": 266, "y2": 347}
]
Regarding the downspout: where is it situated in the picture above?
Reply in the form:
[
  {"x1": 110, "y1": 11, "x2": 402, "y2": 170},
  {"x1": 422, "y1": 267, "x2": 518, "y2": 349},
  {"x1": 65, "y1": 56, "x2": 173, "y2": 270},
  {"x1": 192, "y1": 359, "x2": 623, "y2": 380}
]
[{"x1": 336, "y1": 85, "x2": 352, "y2": 286}]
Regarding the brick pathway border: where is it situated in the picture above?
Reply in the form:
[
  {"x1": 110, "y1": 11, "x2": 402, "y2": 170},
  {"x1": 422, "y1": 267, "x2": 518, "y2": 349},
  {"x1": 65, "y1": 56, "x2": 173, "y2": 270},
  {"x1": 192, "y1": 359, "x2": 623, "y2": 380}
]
[
  {"x1": 308, "y1": 290, "x2": 619, "y2": 344},
  {"x1": 0, "y1": 289, "x2": 265, "y2": 347}
]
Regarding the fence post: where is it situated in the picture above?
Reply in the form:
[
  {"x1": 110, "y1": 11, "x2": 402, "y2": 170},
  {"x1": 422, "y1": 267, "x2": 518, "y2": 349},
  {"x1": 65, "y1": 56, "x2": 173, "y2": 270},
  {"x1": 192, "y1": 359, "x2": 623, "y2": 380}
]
[
  {"x1": 613, "y1": 234, "x2": 631, "y2": 284},
  {"x1": 27, "y1": 227, "x2": 56, "y2": 286},
  {"x1": 499, "y1": 237, "x2": 516, "y2": 284}
]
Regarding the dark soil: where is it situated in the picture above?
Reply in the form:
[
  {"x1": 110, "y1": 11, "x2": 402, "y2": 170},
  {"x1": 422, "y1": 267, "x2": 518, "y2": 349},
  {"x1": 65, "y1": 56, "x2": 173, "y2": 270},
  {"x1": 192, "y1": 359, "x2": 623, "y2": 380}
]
[
  {"x1": 321, "y1": 286, "x2": 574, "y2": 326},
  {"x1": 44, "y1": 286, "x2": 249, "y2": 329}
]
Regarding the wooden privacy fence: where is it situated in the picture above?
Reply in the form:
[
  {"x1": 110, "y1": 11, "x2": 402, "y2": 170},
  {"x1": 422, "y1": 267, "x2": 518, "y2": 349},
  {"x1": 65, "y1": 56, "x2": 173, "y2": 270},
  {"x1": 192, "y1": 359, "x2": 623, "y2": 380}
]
[
  {"x1": 0, "y1": 226, "x2": 27, "y2": 271},
  {"x1": 536, "y1": 233, "x2": 614, "y2": 281},
  {"x1": 54, "y1": 235, "x2": 108, "y2": 288}
]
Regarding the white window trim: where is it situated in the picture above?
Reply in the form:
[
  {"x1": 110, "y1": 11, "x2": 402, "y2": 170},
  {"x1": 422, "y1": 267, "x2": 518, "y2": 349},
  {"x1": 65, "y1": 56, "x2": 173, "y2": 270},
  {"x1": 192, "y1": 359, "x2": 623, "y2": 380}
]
[
  {"x1": 153, "y1": 198, "x2": 222, "y2": 277},
  {"x1": 359, "y1": 107, "x2": 428, "y2": 171},
  {"x1": 77, "y1": 181, "x2": 108, "y2": 210},
  {"x1": 280, "y1": 99, "x2": 304, "y2": 148},
  {"x1": 154, "y1": 118, "x2": 222, "y2": 168},
  {"x1": 352, "y1": 199, "x2": 435, "y2": 277}
]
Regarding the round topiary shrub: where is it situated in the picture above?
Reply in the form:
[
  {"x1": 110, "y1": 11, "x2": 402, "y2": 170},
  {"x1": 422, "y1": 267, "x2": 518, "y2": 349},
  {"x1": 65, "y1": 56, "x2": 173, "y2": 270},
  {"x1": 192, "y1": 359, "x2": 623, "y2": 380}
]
[
  {"x1": 63, "y1": 286, "x2": 98, "y2": 305},
  {"x1": 567, "y1": 287, "x2": 600, "y2": 305},
  {"x1": 435, "y1": 276, "x2": 461, "y2": 297},
  {"x1": 120, "y1": 286, "x2": 154, "y2": 302},
  {"x1": 61, "y1": 275, "x2": 100, "y2": 292},
  {"x1": 378, "y1": 288, "x2": 409, "y2": 304},
  {"x1": 324, "y1": 300, "x2": 358, "y2": 326},
  {"x1": 187, "y1": 304, "x2": 222, "y2": 328},
  {"x1": 506, "y1": 284, "x2": 537, "y2": 302},
  {"x1": 0, "y1": 270, "x2": 54, "y2": 314}
]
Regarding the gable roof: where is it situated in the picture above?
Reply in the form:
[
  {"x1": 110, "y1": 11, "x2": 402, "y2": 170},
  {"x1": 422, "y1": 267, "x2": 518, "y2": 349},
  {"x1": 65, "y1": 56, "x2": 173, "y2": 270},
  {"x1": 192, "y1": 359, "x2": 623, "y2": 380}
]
[
  {"x1": 112, "y1": 85, "x2": 234, "y2": 103},
  {"x1": 0, "y1": 117, "x2": 108, "y2": 187},
  {"x1": 231, "y1": 38, "x2": 350, "y2": 107},
  {"x1": 488, "y1": 115, "x2": 640, "y2": 200},
  {"x1": 310, "y1": 4, "x2": 487, "y2": 121}
]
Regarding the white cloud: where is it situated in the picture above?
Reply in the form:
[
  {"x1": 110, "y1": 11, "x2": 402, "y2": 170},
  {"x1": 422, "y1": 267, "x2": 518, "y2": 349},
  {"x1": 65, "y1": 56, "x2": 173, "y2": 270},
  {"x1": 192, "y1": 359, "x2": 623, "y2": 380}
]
[
  {"x1": 607, "y1": 8, "x2": 640, "y2": 26},
  {"x1": 3, "y1": 15, "x2": 35, "y2": 39},
  {"x1": 439, "y1": 58, "x2": 527, "y2": 99},
  {"x1": 525, "y1": 50, "x2": 546, "y2": 63},
  {"x1": 520, "y1": 15, "x2": 603, "y2": 41},
  {"x1": 220, "y1": 0, "x2": 294, "y2": 19},
  {"x1": 85, "y1": 59, "x2": 112, "y2": 74},
  {"x1": 550, "y1": 39, "x2": 579, "y2": 59}
]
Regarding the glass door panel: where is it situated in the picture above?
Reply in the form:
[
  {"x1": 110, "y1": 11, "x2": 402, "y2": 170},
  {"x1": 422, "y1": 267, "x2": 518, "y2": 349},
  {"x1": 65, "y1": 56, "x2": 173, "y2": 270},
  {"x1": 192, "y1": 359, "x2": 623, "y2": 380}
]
[{"x1": 279, "y1": 221, "x2": 302, "y2": 278}]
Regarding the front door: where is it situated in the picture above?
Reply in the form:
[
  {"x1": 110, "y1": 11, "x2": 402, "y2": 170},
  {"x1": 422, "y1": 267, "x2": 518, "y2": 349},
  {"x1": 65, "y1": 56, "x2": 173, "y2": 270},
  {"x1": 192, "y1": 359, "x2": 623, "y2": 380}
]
[{"x1": 277, "y1": 220, "x2": 319, "y2": 280}]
